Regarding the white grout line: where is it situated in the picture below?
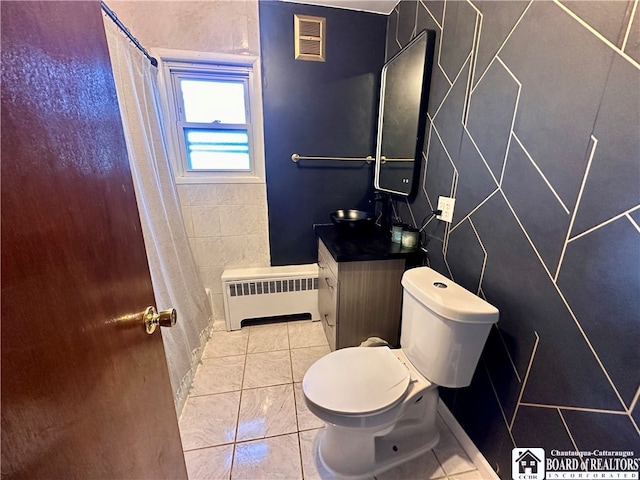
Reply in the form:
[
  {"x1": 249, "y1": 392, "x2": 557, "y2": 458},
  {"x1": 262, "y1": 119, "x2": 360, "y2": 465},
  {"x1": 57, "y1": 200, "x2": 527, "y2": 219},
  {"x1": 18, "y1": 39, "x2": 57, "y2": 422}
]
[
  {"x1": 621, "y1": 0, "x2": 638, "y2": 53},
  {"x1": 405, "y1": 197, "x2": 417, "y2": 227},
  {"x1": 419, "y1": 0, "x2": 442, "y2": 30},
  {"x1": 395, "y1": 5, "x2": 401, "y2": 49},
  {"x1": 472, "y1": 0, "x2": 534, "y2": 90},
  {"x1": 555, "y1": 135, "x2": 598, "y2": 281},
  {"x1": 629, "y1": 385, "x2": 640, "y2": 414},
  {"x1": 437, "y1": 1, "x2": 453, "y2": 86},
  {"x1": 568, "y1": 205, "x2": 640, "y2": 243},
  {"x1": 432, "y1": 53, "x2": 472, "y2": 121},
  {"x1": 468, "y1": 218, "x2": 488, "y2": 296},
  {"x1": 519, "y1": 402, "x2": 628, "y2": 415},
  {"x1": 557, "y1": 408, "x2": 582, "y2": 456},
  {"x1": 554, "y1": 0, "x2": 640, "y2": 71},
  {"x1": 626, "y1": 209, "x2": 640, "y2": 234},
  {"x1": 552, "y1": 284, "x2": 631, "y2": 414},
  {"x1": 484, "y1": 361, "x2": 517, "y2": 446},
  {"x1": 499, "y1": 188, "x2": 556, "y2": 280},
  {"x1": 462, "y1": 10, "x2": 483, "y2": 128},
  {"x1": 450, "y1": 188, "x2": 500, "y2": 234},
  {"x1": 495, "y1": 56, "x2": 522, "y2": 188},
  {"x1": 496, "y1": 326, "x2": 523, "y2": 384},
  {"x1": 459, "y1": 124, "x2": 501, "y2": 191},
  {"x1": 509, "y1": 331, "x2": 540, "y2": 430},
  {"x1": 412, "y1": 0, "x2": 418, "y2": 40},
  {"x1": 512, "y1": 133, "x2": 570, "y2": 215},
  {"x1": 422, "y1": 119, "x2": 435, "y2": 211}
]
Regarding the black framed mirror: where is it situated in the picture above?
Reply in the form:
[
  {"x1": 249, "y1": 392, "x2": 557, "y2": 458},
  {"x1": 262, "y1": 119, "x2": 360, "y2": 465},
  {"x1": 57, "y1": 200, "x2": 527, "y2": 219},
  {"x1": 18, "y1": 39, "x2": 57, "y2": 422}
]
[{"x1": 374, "y1": 30, "x2": 435, "y2": 197}]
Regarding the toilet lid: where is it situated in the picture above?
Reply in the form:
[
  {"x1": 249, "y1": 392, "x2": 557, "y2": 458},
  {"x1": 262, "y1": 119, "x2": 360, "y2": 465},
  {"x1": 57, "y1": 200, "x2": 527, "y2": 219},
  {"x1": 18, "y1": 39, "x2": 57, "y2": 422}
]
[{"x1": 302, "y1": 347, "x2": 410, "y2": 415}]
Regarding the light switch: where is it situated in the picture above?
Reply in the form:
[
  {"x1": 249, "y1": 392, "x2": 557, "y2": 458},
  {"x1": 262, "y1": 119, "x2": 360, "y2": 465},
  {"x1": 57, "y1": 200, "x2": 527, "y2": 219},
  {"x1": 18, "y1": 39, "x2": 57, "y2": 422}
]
[{"x1": 437, "y1": 196, "x2": 455, "y2": 223}]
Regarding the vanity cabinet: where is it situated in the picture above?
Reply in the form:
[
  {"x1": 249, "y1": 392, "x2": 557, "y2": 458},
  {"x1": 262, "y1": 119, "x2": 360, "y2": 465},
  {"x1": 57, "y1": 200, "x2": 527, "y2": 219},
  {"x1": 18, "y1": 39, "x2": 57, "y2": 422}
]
[{"x1": 318, "y1": 238, "x2": 405, "y2": 350}]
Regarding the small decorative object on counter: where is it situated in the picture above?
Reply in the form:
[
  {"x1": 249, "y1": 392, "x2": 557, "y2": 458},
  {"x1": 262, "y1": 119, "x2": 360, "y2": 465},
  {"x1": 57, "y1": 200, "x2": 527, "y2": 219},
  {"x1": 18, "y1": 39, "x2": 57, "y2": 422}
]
[
  {"x1": 401, "y1": 226, "x2": 419, "y2": 248},
  {"x1": 391, "y1": 223, "x2": 404, "y2": 244}
]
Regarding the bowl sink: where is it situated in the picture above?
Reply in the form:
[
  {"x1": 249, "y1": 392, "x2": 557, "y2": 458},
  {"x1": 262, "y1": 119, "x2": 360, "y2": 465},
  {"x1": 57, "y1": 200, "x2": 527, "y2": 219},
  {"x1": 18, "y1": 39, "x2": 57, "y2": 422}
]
[{"x1": 330, "y1": 210, "x2": 375, "y2": 230}]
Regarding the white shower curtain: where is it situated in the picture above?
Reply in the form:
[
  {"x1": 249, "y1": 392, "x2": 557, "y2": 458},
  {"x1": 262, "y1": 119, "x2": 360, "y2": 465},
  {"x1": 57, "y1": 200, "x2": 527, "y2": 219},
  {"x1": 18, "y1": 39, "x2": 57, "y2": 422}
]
[{"x1": 103, "y1": 14, "x2": 212, "y2": 415}]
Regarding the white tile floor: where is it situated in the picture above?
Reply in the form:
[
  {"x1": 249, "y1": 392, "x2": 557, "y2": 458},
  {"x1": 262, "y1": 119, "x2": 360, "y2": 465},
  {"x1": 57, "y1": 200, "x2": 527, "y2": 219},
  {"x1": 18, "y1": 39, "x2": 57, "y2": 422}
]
[{"x1": 179, "y1": 319, "x2": 492, "y2": 480}]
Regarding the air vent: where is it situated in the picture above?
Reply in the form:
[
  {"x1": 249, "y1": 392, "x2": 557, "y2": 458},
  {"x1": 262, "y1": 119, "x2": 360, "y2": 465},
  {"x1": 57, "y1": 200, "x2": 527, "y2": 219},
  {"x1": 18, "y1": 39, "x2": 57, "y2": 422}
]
[
  {"x1": 294, "y1": 14, "x2": 326, "y2": 62},
  {"x1": 228, "y1": 277, "x2": 318, "y2": 297}
]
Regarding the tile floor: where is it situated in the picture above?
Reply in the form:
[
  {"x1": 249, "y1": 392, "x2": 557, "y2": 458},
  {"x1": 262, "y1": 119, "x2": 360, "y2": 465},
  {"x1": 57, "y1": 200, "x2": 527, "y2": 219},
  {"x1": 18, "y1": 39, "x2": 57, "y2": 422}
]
[{"x1": 179, "y1": 319, "x2": 491, "y2": 479}]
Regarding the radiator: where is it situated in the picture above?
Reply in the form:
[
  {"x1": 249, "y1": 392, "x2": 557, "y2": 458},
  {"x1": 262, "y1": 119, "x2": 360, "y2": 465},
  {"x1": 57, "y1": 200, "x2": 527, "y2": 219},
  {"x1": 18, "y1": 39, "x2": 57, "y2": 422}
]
[{"x1": 221, "y1": 264, "x2": 320, "y2": 331}]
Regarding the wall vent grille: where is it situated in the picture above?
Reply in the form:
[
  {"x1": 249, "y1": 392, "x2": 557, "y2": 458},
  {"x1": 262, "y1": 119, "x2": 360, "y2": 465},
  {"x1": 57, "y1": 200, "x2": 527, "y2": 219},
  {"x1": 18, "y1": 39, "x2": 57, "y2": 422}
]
[{"x1": 294, "y1": 14, "x2": 326, "y2": 62}]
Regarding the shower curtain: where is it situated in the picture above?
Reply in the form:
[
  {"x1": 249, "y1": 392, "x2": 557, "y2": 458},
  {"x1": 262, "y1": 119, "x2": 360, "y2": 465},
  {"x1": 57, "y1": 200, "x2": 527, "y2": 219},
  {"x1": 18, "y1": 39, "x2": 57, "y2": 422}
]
[{"x1": 103, "y1": 13, "x2": 212, "y2": 415}]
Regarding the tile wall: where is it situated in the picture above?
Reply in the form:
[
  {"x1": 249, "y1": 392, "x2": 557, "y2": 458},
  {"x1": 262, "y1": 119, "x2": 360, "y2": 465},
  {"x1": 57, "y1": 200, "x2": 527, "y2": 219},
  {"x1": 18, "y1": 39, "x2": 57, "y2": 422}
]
[
  {"x1": 178, "y1": 184, "x2": 271, "y2": 320},
  {"x1": 106, "y1": 1, "x2": 271, "y2": 320},
  {"x1": 387, "y1": 0, "x2": 639, "y2": 477}
]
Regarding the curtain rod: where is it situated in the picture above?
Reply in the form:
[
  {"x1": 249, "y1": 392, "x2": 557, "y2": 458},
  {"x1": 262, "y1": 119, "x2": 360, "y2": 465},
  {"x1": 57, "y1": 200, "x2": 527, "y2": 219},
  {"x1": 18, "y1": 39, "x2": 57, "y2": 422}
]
[{"x1": 100, "y1": 1, "x2": 158, "y2": 67}]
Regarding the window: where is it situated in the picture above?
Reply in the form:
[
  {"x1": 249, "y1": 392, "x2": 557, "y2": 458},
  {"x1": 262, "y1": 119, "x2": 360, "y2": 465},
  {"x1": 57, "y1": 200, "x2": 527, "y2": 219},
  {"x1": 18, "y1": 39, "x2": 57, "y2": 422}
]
[{"x1": 155, "y1": 50, "x2": 265, "y2": 183}]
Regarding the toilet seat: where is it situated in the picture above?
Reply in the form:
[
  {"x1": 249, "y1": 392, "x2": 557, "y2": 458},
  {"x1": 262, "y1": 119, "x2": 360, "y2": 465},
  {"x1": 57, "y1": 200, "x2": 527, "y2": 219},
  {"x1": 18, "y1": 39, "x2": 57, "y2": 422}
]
[{"x1": 302, "y1": 347, "x2": 411, "y2": 415}]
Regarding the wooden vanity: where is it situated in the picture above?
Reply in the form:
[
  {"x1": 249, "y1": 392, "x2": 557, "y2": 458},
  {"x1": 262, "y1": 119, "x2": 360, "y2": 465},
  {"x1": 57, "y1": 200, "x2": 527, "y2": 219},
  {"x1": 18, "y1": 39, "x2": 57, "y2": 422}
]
[{"x1": 315, "y1": 225, "x2": 421, "y2": 350}]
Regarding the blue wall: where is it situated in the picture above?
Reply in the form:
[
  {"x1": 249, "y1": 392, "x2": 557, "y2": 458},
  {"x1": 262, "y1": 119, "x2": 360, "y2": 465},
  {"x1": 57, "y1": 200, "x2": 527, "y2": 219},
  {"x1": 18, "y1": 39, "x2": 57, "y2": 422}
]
[
  {"x1": 259, "y1": 1, "x2": 387, "y2": 265},
  {"x1": 389, "y1": 0, "x2": 640, "y2": 476}
]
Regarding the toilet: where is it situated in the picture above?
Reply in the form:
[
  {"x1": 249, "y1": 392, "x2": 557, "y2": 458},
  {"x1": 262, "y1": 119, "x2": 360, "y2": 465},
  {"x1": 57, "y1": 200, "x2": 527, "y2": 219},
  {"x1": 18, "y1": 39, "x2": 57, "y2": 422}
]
[{"x1": 302, "y1": 266, "x2": 499, "y2": 478}]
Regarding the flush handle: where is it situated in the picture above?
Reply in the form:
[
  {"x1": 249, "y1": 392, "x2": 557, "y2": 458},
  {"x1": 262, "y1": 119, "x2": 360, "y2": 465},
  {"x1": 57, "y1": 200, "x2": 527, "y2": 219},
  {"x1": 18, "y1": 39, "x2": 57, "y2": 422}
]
[{"x1": 143, "y1": 306, "x2": 177, "y2": 335}]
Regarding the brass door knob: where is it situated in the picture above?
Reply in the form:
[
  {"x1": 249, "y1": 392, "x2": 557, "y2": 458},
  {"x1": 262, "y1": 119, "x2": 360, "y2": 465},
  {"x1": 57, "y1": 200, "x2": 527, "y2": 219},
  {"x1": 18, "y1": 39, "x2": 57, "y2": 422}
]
[{"x1": 143, "y1": 306, "x2": 177, "y2": 334}]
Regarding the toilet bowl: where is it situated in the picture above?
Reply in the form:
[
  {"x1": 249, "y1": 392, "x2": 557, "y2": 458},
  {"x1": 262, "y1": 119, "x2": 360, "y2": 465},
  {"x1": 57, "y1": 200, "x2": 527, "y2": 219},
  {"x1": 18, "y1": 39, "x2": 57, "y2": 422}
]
[{"x1": 302, "y1": 267, "x2": 499, "y2": 479}]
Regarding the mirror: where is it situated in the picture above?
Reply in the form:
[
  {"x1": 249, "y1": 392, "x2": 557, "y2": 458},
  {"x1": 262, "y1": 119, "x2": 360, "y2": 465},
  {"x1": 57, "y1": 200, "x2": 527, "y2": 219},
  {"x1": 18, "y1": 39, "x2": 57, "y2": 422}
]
[{"x1": 374, "y1": 30, "x2": 435, "y2": 197}]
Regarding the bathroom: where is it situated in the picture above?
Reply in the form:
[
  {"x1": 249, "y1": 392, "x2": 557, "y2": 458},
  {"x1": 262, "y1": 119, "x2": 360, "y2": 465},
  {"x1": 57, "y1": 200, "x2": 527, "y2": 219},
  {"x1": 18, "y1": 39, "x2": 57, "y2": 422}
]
[{"x1": 1, "y1": 0, "x2": 638, "y2": 479}]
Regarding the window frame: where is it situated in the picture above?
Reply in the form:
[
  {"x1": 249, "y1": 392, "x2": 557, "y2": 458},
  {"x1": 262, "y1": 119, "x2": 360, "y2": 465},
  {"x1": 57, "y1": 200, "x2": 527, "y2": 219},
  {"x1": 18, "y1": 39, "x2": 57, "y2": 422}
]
[{"x1": 154, "y1": 49, "x2": 266, "y2": 184}]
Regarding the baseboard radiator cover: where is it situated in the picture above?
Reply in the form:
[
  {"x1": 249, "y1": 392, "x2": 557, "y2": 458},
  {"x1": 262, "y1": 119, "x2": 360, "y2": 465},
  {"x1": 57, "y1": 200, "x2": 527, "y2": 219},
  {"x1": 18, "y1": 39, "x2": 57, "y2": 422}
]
[{"x1": 221, "y1": 264, "x2": 320, "y2": 331}]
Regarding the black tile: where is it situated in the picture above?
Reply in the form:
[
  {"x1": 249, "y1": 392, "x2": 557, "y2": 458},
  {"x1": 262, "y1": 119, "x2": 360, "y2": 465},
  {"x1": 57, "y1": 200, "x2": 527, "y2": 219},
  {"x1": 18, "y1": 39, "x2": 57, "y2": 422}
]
[
  {"x1": 466, "y1": 58, "x2": 520, "y2": 182},
  {"x1": 423, "y1": 123, "x2": 457, "y2": 207},
  {"x1": 446, "y1": 218, "x2": 485, "y2": 294},
  {"x1": 499, "y1": 1, "x2": 615, "y2": 209},
  {"x1": 557, "y1": 216, "x2": 640, "y2": 408},
  {"x1": 425, "y1": 236, "x2": 448, "y2": 276},
  {"x1": 482, "y1": 325, "x2": 522, "y2": 424},
  {"x1": 625, "y1": 6, "x2": 640, "y2": 64},
  {"x1": 425, "y1": 58, "x2": 452, "y2": 118},
  {"x1": 420, "y1": 0, "x2": 444, "y2": 27},
  {"x1": 439, "y1": 0, "x2": 477, "y2": 82},
  {"x1": 443, "y1": 364, "x2": 515, "y2": 478},
  {"x1": 472, "y1": 193, "x2": 622, "y2": 410},
  {"x1": 561, "y1": 409, "x2": 640, "y2": 451},
  {"x1": 450, "y1": 132, "x2": 498, "y2": 226},
  {"x1": 470, "y1": 193, "x2": 544, "y2": 378},
  {"x1": 501, "y1": 137, "x2": 571, "y2": 274},
  {"x1": 396, "y1": 0, "x2": 418, "y2": 47},
  {"x1": 511, "y1": 405, "x2": 575, "y2": 451},
  {"x1": 560, "y1": 1, "x2": 631, "y2": 48},
  {"x1": 386, "y1": 7, "x2": 401, "y2": 60},
  {"x1": 570, "y1": 54, "x2": 640, "y2": 236},
  {"x1": 432, "y1": 61, "x2": 469, "y2": 162},
  {"x1": 416, "y1": 0, "x2": 440, "y2": 36},
  {"x1": 473, "y1": 1, "x2": 530, "y2": 84}
]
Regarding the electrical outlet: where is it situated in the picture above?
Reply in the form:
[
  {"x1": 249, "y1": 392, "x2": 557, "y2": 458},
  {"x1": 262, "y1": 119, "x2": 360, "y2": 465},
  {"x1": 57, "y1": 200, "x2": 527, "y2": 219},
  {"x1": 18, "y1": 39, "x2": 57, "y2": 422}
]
[{"x1": 437, "y1": 196, "x2": 455, "y2": 223}]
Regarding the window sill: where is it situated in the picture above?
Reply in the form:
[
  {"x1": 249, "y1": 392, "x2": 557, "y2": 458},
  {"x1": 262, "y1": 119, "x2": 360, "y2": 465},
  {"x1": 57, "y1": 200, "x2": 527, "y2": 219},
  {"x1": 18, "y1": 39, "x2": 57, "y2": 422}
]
[{"x1": 175, "y1": 174, "x2": 265, "y2": 185}]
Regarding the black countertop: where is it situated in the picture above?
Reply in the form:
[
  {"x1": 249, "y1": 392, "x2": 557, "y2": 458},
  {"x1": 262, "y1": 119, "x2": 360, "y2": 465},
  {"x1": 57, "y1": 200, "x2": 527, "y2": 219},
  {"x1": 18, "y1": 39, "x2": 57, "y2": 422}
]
[{"x1": 315, "y1": 224, "x2": 423, "y2": 263}]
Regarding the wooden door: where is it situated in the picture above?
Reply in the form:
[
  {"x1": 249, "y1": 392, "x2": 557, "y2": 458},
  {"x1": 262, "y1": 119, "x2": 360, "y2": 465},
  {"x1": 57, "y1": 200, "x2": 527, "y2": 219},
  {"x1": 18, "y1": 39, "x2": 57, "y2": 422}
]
[{"x1": 1, "y1": 2, "x2": 187, "y2": 478}]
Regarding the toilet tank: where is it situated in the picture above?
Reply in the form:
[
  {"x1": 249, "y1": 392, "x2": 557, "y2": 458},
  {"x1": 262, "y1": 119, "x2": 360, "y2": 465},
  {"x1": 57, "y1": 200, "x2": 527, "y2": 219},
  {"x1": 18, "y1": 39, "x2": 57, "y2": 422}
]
[{"x1": 400, "y1": 267, "x2": 498, "y2": 388}]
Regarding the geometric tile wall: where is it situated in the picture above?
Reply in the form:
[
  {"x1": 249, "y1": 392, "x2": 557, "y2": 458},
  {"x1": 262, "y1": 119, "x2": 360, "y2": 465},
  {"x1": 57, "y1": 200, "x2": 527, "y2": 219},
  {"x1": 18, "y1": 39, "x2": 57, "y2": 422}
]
[{"x1": 387, "y1": 1, "x2": 639, "y2": 476}]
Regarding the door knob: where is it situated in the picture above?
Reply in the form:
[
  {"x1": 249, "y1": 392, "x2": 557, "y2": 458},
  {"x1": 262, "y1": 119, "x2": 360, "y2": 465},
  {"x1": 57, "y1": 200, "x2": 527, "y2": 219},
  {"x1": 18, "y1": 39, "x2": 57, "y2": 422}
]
[{"x1": 143, "y1": 306, "x2": 177, "y2": 334}]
